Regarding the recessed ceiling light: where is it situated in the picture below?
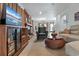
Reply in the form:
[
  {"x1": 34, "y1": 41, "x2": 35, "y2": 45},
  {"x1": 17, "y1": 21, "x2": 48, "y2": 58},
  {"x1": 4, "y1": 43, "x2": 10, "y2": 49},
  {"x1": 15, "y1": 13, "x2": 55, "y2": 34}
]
[{"x1": 40, "y1": 11, "x2": 42, "y2": 15}]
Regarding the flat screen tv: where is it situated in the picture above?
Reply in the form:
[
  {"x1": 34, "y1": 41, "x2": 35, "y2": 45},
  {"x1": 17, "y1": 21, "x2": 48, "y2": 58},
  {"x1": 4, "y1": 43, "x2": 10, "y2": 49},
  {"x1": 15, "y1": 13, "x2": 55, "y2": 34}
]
[
  {"x1": 6, "y1": 5, "x2": 22, "y2": 26},
  {"x1": 6, "y1": 5, "x2": 21, "y2": 19},
  {"x1": 0, "y1": 5, "x2": 22, "y2": 26}
]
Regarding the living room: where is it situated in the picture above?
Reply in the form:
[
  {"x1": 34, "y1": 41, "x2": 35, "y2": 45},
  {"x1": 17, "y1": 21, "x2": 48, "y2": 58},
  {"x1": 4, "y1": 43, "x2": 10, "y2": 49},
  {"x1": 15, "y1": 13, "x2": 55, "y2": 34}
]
[{"x1": 0, "y1": 3, "x2": 79, "y2": 57}]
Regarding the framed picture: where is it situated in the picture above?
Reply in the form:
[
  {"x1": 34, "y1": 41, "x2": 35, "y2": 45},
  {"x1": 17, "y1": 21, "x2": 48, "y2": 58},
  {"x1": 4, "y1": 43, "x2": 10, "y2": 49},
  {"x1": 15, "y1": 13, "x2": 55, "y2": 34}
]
[{"x1": 75, "y1": 12, "x2": 79, "y2": 21}]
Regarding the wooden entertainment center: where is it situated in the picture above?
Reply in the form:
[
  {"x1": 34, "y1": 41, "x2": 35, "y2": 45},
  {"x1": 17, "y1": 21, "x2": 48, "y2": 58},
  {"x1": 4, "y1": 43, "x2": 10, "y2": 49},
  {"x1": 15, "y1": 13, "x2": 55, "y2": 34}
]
[{"x1": 0, "y1": 3, "x2": 31, "y2": 56}]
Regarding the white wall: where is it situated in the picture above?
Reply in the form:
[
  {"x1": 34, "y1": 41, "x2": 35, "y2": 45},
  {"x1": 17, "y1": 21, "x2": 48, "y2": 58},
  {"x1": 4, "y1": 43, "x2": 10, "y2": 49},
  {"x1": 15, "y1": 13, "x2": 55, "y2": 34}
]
[
  {"x1": 33, "y1": 21, "x2": 38, "y2": 35},
  {"x1": 33, "y1": 4, "x2": 79, "y2": 33},
  {"x1": 68, "y1": 4, "x2": 79, "y2": 26},
  {"x1": 55, "y1": 8, "x2": 70, "y2": 32},
  {"x1": 55, "y1": 4, "x2": 79, "y2": 32}
]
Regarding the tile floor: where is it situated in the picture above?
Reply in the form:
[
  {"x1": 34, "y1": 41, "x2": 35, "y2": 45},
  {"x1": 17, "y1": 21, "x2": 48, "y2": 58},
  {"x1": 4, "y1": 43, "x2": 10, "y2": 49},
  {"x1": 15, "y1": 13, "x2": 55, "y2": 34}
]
[{"x1": 19, "y1": 36, "x2": 66, "y2": 56}]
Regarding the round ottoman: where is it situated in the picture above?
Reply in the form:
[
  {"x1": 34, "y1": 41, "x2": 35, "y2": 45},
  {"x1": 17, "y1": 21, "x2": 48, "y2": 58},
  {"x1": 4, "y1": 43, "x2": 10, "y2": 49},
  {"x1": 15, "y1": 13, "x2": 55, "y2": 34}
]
[{"x1": 45, "y1": 38, "x2": 65, "y2": 49}]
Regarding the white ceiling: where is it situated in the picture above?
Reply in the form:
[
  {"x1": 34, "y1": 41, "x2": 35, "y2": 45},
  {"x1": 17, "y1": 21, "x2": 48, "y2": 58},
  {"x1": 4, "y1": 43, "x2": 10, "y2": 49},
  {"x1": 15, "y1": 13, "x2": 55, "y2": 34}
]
[{"x1": 19, "y1": 3, "x2": 70, "y2": 22}]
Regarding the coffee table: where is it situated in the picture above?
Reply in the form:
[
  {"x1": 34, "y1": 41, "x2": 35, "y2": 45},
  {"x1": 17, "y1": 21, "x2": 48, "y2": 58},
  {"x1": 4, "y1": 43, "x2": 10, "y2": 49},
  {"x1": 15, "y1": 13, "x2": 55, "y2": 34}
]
[{"x1": 45, "y1": 37, "x2": 65, "y2": 49}]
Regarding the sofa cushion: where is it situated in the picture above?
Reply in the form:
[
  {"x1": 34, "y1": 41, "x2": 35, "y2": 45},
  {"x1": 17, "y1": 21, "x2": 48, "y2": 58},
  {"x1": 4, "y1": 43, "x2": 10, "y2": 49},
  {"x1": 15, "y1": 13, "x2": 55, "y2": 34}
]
[
  {"x1": 70, "y1": 25, "x2": 79, "y2": 31},
  {"x1": 65, "y1": 41, "x2": 79, "y2": 56},
  {"x1": 59, "y1": 34, "x2": 79, "y2": 42},
  {"x1": 67, "y1": 41, "x2": 79, "y2": 50},
  {"x1": 70, "y1": 31, "x2": 79, "y2": 35}
]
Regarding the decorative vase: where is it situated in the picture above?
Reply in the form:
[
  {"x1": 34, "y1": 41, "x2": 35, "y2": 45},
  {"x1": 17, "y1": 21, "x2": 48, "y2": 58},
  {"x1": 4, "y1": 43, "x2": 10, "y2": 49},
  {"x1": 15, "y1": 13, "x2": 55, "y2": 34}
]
[{"x1": 51, "y1": 33, "x2": 57, "y2": 40}]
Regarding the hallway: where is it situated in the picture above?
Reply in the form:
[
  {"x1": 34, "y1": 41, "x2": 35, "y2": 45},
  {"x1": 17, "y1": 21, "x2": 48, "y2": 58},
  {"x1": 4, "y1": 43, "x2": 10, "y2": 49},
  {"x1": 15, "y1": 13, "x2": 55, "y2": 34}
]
[{"x1": 19, "y1": 36, "x2": 66, "y2": 56}]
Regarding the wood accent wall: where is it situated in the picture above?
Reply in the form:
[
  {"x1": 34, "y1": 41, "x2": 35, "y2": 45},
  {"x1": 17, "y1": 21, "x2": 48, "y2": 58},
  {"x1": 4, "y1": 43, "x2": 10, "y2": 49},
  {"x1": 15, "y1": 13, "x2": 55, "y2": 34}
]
[
  {"x1": 0, "y1": 4, "x2": 3, "y2": 19},
  {"x1": 17, "y1": 5, "x2": 21, "y2": 14},
  {"x1": 13, "y1": 3, "x2": 17, "y2": 11},
  {"x1": 21, "y1": 10, "x2": 29, "y2": 47},
  {"x1": 0, "y1": 3, "x2": 3, "y2": 12},
  {"x1": 0, "y1": 3, "x2": 30, "y2": 56},
  {"x1": 21, "y1": 28, "x2": 28, "y2": 47},
  {"x1": 0, "y1": 25, "x2": 7, "y2": 56}
]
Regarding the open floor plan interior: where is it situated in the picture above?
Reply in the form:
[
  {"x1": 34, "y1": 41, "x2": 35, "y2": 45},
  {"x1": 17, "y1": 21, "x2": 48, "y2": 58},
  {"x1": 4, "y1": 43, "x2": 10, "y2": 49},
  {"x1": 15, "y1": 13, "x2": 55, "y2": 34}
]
[{"x1": 0, "y1": 3, "x2": 79, "y2": 56}]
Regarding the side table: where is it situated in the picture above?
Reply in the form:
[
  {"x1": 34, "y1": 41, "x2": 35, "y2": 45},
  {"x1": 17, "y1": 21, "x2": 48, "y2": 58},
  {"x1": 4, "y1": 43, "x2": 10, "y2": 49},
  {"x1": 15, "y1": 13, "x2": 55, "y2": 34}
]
[{"x1": 45, "y1": 38, "x2": 65, "y2": 49}]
